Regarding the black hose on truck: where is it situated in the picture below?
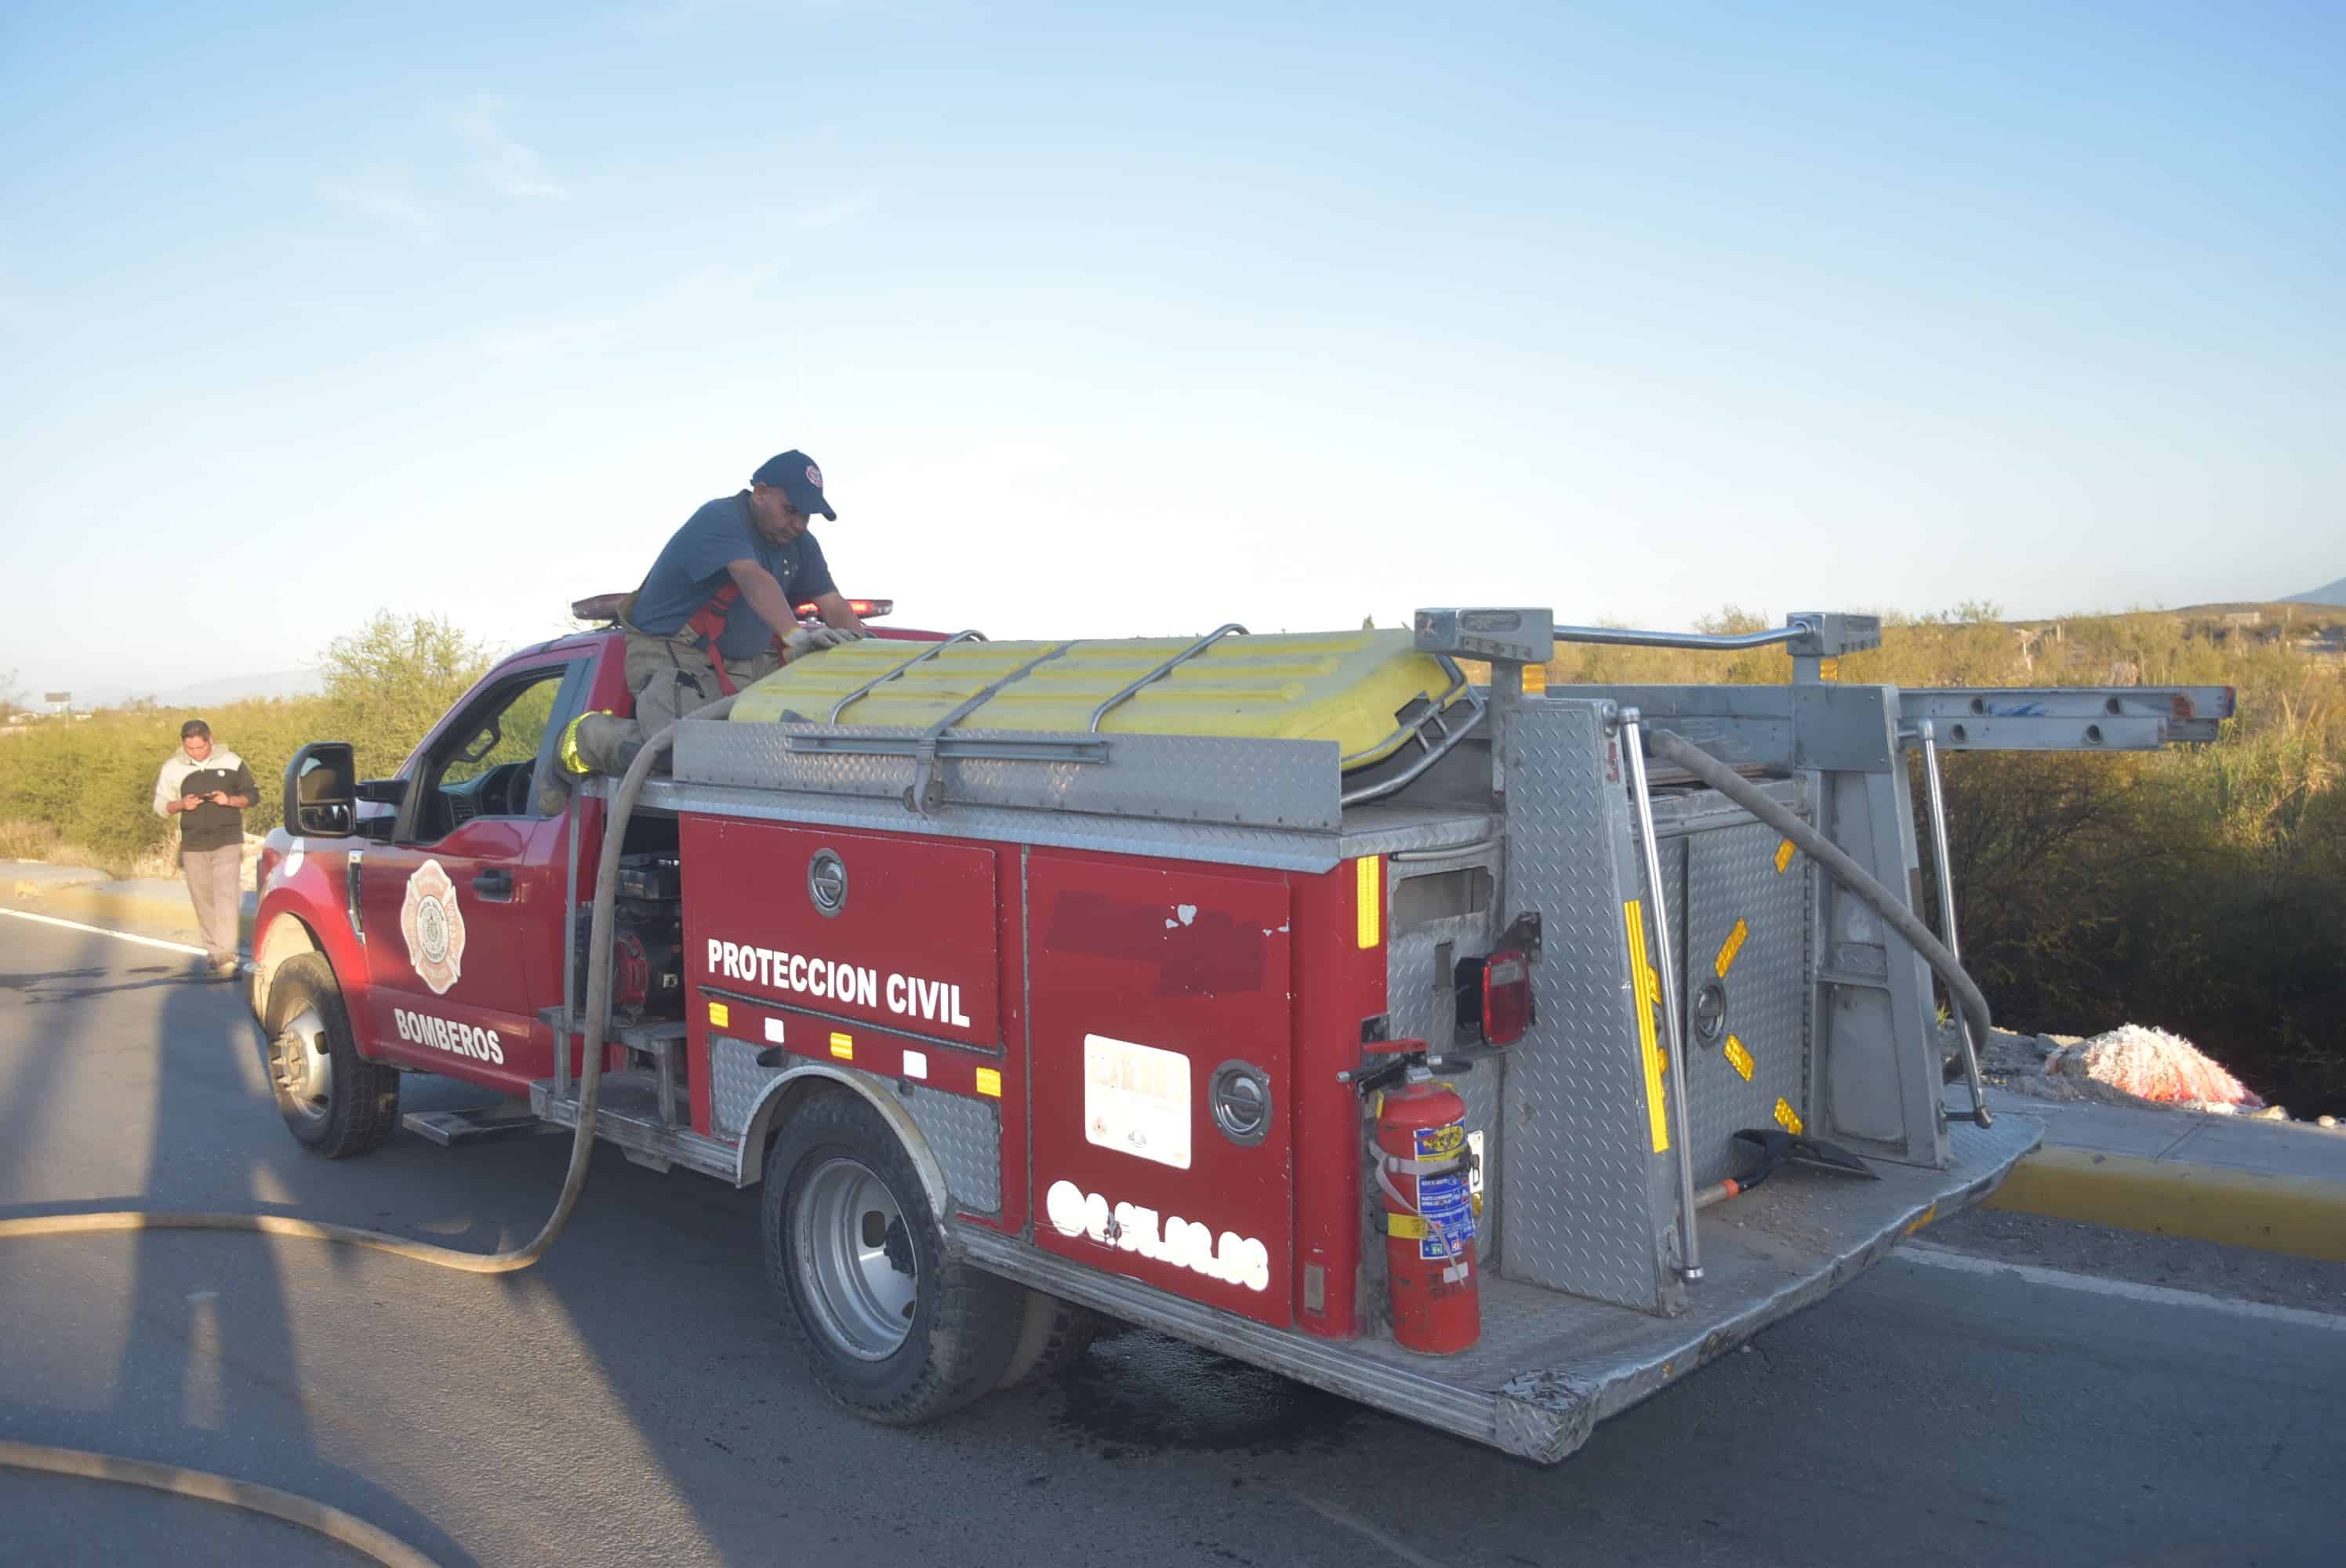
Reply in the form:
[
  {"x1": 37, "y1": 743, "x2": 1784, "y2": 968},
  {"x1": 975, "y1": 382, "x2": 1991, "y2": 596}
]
[
  {"x1": 0, "y1": 700, "x2": 728, "y2": 1564},
  {"x1": 1640, "y1": 726, "x2": 1993, "y2": 1129}
]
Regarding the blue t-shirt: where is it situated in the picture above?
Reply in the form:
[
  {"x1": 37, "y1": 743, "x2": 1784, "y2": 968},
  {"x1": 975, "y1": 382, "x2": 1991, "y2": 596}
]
[{"x1": 630, "y1": 492, "x2": 839, "y2": 660}]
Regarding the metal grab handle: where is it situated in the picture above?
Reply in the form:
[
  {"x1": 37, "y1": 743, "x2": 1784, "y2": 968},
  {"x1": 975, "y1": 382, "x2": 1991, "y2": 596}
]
[
  {"x1": 1340, "y1": 659, "x2": 1472, "y2": 767},
  {"x1": 1340, "y1": 688, "x2": 1486, "y2": 807},
  {"x1": 1619, "y1": 709, "x2": 1703, "y2": 1283},
  {"x1": 907, "y1": 640, "x2": 1084, "y2": 815},
  {"x1": 1552, "y1": 617, "x2": 1815, "y2": 653},
  {"x1": 1917, "y1": 720, "x2": 1993, "y2": 1127},
  {"x1": 1088, "y1": 623, "x2": 1247, "y2": 732},
  {"x1": 828, "y1": 630, "x2": 988, "y2": 723}
]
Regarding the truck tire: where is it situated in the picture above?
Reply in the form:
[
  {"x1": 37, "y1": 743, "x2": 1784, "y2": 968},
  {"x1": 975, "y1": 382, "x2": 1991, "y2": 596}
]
[
  {"x1": 763, "y1": 1091, "x2": 1021, "y2": 1425},
  {"x1": 997, "y1": 1289, "x2": 1102, "y2": 1389},
  {"x1": 263, "y1": 953, "x2": 401, "y2": 1159}
]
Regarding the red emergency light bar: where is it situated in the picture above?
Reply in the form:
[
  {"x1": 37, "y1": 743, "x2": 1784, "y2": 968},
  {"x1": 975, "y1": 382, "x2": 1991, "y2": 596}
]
[
  {"x1": 568, "y1": 593, "x2": 897, "y2": 625},
  {"x1": 797, "y1": 598, "x2": 894, "y2": 620}
]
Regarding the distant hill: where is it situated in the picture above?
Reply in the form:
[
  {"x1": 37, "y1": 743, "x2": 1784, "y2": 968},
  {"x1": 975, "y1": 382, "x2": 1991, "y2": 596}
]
[
  {"x1": 2284, "y1": 578, "x2": 2346, "y2": 608},
  {"x1": 2032, "y1": 601, "x2": 2345, "y2": 626},
  {"x1": 85, "y1": 669, "x2": 324, "y2": 713}
]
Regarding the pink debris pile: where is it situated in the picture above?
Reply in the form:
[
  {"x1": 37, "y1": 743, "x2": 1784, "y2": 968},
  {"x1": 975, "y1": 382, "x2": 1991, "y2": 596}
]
[{"x1": 2044, "y1": 1024, "x2": 2264, "y2": 1109}]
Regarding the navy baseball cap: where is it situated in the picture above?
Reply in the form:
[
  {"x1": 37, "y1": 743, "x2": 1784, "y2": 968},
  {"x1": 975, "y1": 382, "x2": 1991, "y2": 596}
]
[{"x1": 751, "y1": 450, "x2": 835, "y2": 520}]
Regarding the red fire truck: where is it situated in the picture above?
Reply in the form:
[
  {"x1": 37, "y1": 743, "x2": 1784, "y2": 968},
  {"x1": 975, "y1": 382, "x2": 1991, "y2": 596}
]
[{"x1": 249, "y1": 604, "x2": 2230, "y2": 1461}]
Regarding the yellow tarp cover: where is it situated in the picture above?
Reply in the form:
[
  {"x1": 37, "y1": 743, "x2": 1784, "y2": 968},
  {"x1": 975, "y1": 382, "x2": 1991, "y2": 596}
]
[{"x1": 727, "y1": 629, "x2": 1462, "y2": 768}]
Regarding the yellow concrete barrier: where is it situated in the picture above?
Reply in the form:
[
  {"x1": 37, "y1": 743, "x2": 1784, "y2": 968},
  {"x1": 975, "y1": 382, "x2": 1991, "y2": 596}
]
[{"x1": 1988, "y1": 1146, "x2": 2346, "y2": 1263}]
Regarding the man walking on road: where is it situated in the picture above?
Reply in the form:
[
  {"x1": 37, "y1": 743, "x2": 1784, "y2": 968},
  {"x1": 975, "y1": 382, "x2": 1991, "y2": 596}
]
[
  {"x1": 622, "y1": 449, "x2": 870, "y2": 733},
  {"x1": 152, "y1": 719, "x2": 256, "y2": 978}
]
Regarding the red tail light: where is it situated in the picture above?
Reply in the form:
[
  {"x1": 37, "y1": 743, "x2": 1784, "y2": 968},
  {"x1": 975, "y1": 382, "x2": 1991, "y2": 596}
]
[
  {"x1": 1456, "y1": 949, "x2": 1533, "y2": 1046},
  {"x1": 1481, "y1": 949, "x2": 1532, "y2": 1045}
]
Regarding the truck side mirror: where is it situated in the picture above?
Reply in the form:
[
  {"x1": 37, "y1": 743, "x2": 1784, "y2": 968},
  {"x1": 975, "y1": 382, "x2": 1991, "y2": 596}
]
[{"x1": 284, "y1": 742, "x2": 358, "y2": 838}]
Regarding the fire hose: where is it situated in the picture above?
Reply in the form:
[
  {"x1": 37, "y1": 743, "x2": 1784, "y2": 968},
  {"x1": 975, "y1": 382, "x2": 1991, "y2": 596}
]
[
  {"x1": 0, "y1": 702, "x2": 717, "y2": 1565},
  {"x1": 1639, "y1": 724, "x2": 1994, "y2": 1126}
]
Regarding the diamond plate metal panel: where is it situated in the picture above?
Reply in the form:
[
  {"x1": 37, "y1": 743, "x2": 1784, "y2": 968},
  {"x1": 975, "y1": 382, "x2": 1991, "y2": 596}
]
[
  {"x1": 1499, "y1": 702, "x2": 1672, "y2": 1313},
  {"x1": 675, "y1": 720, "x2": 1341, "y2": 829},
  {"x1": 902, "y1": 1086, "x2": 1002, "y2": 1215},
  {"x1": 1384, "y1": 926, "x2": 1462, "y2": 1058},
  {"x1": 1680, "y1": 819, "x2": 1813, "y2": 1185},
  {"x1": 1343, "y1": 805, "x2": 1502, "y2": 858},
  {"x1": 1383, "y1": 849, "x2": 1504, "y2": 1263},
  {"x1": 707, "y1": 1034, "x2": 1000, "y2": 1211},
  {"x1": 709, "y1": 1035, "x2": 770, "y2": 1138},
  {"x1": 625, "y1": 783, "x2": 1495, "y2": 884},
  {"x1": 626, "y1": 776, "x2": 1351, "y2": 874}
]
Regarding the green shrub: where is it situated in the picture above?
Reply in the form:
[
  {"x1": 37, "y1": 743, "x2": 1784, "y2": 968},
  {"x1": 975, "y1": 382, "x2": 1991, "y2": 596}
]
[{"x1": 0, "y1": 612, "x2": 494, "y2": 877}]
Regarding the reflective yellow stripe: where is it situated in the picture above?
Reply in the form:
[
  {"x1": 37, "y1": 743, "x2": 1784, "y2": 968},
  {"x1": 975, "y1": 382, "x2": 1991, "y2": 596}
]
[
  {"x1": 1774, "y1": 839, "x2": 1796, "y2": 874},
  {"x1": 1714, "y1": 917, "x2": 1749, "y2": 978},
  {"x1": 1356, "y1": 855, "x2": 1382, "y2": 949},
  {"x1": 1774, "y1": 1098, "x2": 1804, "y2": 1134},
  {"x1": 1724, "y1": 1035, "x2": 1755, "y2": 1081},
  {"x1": 707, "y1": 1001, "x2": 729, "y2": 1028},
  {"x1": 557, "y1": 710, "x2": 611, "y2": 776},
  {"x1": 1623, "y1": 900, "x2": 1669, "y2": 1152},
  {"x1": 1816, "y1": 657, "x2": 1840, "y2": 681},
  {"x1": 975, "y1": 1067, "x2": 1003, "y2": 1098},
  {"x1": 829, "y1": 1031, "x2": 854, "y2": 1061}
]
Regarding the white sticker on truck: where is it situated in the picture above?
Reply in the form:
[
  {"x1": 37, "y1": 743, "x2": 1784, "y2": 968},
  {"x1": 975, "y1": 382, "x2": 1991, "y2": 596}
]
[
  {"x1": 1084, "y1": 1033, "x2": 1192, "y2": 1170},
  {"x1": 392, "y1": 1006, "x2": 505, "y2": 1065},
  {"x1": 703, "y1": 937, "x2": 971, "y2": 1028},
  {"x1": 1044, "y1": 1180, "x2": 1269, "y2": 1292}
]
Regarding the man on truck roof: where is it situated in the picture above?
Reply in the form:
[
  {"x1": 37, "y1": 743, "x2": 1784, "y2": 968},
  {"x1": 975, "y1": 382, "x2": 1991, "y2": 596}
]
[{"x1": 623, "y1": 449, "x2": 870, "y2": 731}]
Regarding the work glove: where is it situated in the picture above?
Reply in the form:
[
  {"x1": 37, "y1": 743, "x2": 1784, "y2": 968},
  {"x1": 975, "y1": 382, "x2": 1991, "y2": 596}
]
[{"x1": 783, "y1": 624, "x2": 862, "y2": 661}]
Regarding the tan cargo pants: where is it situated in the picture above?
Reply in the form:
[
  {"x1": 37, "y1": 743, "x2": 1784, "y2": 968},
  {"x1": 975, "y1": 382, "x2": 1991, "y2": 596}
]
[
  {"x1": 182, "y1": 843, "x2": 242, "y2": 968},
  {"x1": 623, "y1": 628, "x2": 781, "y2": 735}
]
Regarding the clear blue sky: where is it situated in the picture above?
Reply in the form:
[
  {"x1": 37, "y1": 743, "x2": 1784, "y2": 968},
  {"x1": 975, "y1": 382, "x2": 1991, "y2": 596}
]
[{"x1": 2, "y1": 2, "x2": 2339, "y2": 700}]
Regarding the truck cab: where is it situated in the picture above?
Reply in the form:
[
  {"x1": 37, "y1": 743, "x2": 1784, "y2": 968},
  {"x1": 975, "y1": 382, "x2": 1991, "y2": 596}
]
[
  {"x1": 252, "y1": 608, "x2": 936, "y2": 1143},
  {"x1": 252, "y1": 630, "x2": 629, "y2": 1131}
]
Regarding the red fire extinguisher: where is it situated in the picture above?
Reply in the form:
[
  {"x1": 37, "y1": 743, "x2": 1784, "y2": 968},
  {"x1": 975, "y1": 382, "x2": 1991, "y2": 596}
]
[{"x1": 1374, "y1": 1067, "x2": 1482, "y2": 1355}]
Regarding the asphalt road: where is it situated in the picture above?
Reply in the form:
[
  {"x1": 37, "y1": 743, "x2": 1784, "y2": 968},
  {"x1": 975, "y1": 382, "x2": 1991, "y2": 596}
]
[{"x1": 2, "y1": 915, "x2": 2341, "y2": 1567}]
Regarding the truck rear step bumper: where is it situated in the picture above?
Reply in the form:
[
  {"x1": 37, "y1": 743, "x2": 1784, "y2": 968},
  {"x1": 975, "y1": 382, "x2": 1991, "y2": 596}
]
[{"x1": 952, "y1": 1112, "x2": 2043, "y2": 1462}]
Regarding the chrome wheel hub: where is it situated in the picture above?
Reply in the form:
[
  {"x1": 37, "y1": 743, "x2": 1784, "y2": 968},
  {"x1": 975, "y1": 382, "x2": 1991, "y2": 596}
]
[
  {"x1": 794, "y1": 1156, "x2": 917, "y2": 1360},
  {"x1": 272, "y1": 1006, "x2": 334, "y2": 1126}
]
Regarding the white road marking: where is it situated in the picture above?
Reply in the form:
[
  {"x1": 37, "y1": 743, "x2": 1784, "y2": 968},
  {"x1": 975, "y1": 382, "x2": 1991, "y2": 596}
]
[
  {"x1": 1900, "y1": 1242, "x2": 2346, "y2": 1334},
  {"x1": 1, "y1": 906, "x2": 209, "y2": 958}
]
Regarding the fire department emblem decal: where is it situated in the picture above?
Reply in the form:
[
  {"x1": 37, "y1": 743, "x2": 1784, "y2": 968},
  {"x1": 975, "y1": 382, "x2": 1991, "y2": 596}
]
[
  {"x1": 804, "y1": 463, "x2": 823, "y2": 488},
  {"x1": 400, "y1": 859, "x2": 467, "y2": 996}
]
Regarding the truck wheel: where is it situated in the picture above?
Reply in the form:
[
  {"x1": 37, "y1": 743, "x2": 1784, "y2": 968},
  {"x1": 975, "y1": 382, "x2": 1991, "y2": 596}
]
[
  {"x1": 997, "y1": 1290, "x2": 1102, "y2": 1388},
  {"x1": 264, "y1": 953, "x2": 400, "y2": 1159},
  {"x1": 763, "y1": 1091, "x2": 1022, "y2": 1425}
]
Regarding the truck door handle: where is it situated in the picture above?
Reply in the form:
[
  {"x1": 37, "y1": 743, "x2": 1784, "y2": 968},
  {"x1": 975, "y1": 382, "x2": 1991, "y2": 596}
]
[{"x1": 471, "y1": 869, "x2": 514, "y2": 901}]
